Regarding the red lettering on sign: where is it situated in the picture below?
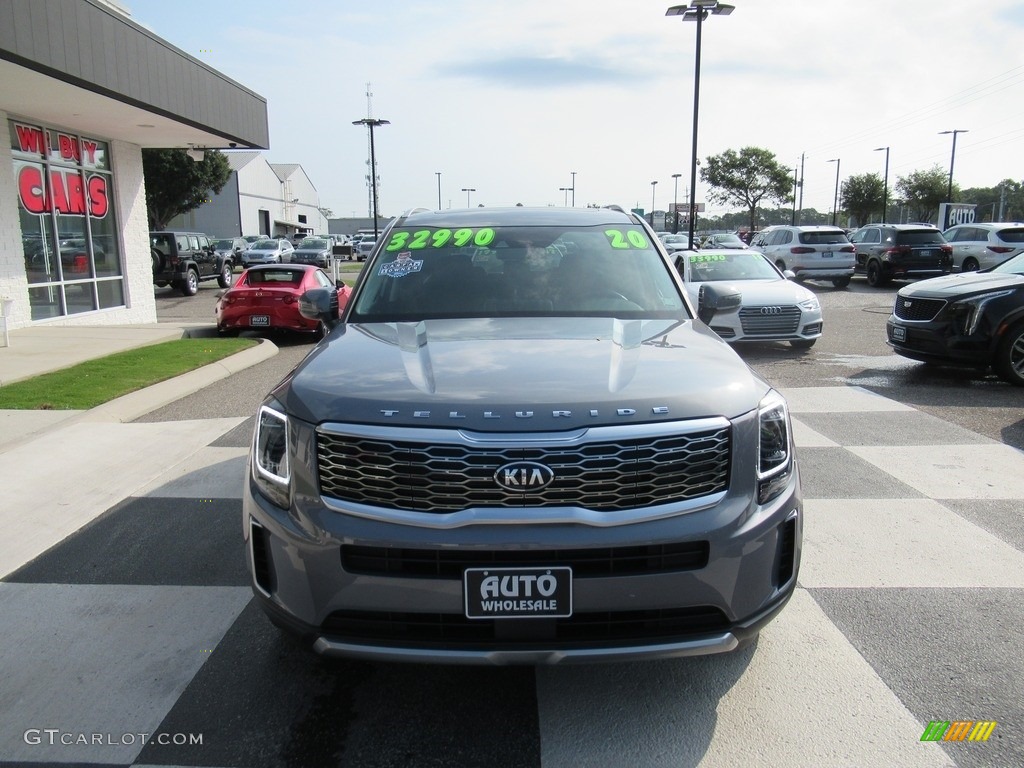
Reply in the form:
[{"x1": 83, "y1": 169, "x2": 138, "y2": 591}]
[
  {"x1": 81, "y1": 140, "x2": 99, "y2": 165},
  {"x1": 15, "y1": 125, "x2": 46, "y2": 155},
  {"x1": 88, "y1": 175, "x2": 108, "y2": 217},
  {"x1": 58, "y1": 133, "x2": 81, "y2": 162},
  {"x1": 18, "y1": 166, "x2": 47, "y2": 214}
]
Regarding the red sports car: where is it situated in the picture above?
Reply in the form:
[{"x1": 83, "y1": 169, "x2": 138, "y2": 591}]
[{"x1": 216, "y1": 264, "x2": 351, "y2": 338}]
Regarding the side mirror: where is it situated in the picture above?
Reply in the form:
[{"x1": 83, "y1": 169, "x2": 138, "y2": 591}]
[
  {"x1": 783, "y1": 269, "x2": 796, "y2": 280},
  {"x1": 697, "y1": 283, "x2": 741, "y2": 325},
  {"x1": 298, "y1": 287, "x2": 340, "y2": 324}
]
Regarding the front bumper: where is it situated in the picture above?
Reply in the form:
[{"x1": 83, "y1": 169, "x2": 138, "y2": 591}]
[
  {"x1": 243, "y1": 445, "x2": 802, "y2": 664},
  {"x1": 886, "y1": 316, "x2": 993, "y2": 367}
]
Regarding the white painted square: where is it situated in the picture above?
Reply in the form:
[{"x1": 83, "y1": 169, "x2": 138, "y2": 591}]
[
  {"x1": 0, "y1": 583, "x2": 251, "y2": 765},
  {"x1": 800, "y1": 498, "x2": 1024, "y2": 588},
  {"x1": 780, "y1": 386, "x2": 913, "y2": 414},
  {"x1": 849, "y1": 444, "x2": 1024, "y2": 499},
  {"x1": 792, "y1": 417, "x2": 839, "y2": 448},
  {"x1": 536, "y1": 589, "x2": 952, "y2": 768}
]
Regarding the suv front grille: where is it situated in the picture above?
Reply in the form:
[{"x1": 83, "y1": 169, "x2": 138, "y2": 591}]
[
  {"x1": 341, "y1": 541, "x2": 710, "y2": 579},
  {"x1": 320, "y1": 607, "x2": 730, "y2": 646},
  {"x1": 317, "y1": 425, "x2": 731, "y2": 513},
  {"x1": 738, "y1": 305, "x2": 801, "y2": 334},
  {"x1": 894, "y1": 296, "x2": 945, "y2": 321}
]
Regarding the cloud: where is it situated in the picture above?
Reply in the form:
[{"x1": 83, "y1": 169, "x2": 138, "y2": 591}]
[{"x1": 436, "y1": 55, "x2": 646, "y2": 88}]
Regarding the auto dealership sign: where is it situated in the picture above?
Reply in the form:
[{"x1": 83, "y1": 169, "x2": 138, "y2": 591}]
[
  {"x1": 13, "y1": 123, "x2": 109, "y2": 218},
  {"x1": 938, "y1": 203, "x2": 976, "y2": 230}
]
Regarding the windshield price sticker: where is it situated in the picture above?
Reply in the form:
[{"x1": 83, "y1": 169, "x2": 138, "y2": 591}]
[
  {"x1": 378, "y1": 252, "x2": 423, "y2": 278},
  {"x1": 691, "y1": 253, "x2": 727, "y2": 263},
  {"x1": 464, "y1": 566, "x2": 572, "y2": 619},
  {"x1": 605, "y1": 229, "x2": 650, "y2": 249},
  {"x1": 386, "y1": 227, "x2": 496, "y2": 252}
]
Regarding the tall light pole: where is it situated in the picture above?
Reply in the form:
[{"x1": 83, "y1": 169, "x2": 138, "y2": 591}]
[
  {"x1": 939, "y1": 129, "x2": 968, "y2": 203},
  {"x1": 435, "y1": 172, "x2": 442, "y2": 210},
  {"x1": 559, "y1": 187, "x2": 571, "y2": 206},
  {"x1": 873, "y1": 146, "x2": 889, "y2": 223},
  {"x1": 667, "y1": 1, "x2": 735, "y2": 247},
  {"x1": 461, "y1": 187, "x2": 476, "y2": 207},
  {"x1": 790, "y1": 166, "x2": 797, "y2": 225},
  {"x1": 650, "y1": 180, "x2": 658, "y2": 227},
  {"x1": 826, "y1": 158, "x2": 841, "y2": 226},
  {"x1": 671, "y1": 173, "x2": 682, "y2": 233},
  {"x1": 571, "y1": 171, "x2": 577, "y2": 206},
  {"x1": 352, "y1": 117, "x2": 390, "y2": 239}
]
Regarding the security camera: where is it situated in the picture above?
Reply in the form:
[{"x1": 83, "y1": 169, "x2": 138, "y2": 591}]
[{"x1": 229, "y1": 142, "x2": 237, "y2": 148}]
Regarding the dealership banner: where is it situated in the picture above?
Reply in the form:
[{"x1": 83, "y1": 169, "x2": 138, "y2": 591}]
[{"x1": 938, "y1": 203, "x2": 977, "y2": 230}]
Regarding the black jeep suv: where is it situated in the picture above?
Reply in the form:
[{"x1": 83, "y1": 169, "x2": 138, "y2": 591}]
[{"x1": 151, "y1": 231, "x2": 233, "y2": 296}]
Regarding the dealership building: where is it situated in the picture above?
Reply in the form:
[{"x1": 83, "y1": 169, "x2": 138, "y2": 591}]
[{"x1": 0, "y1": 0, "x2": 269, "y2": 332}]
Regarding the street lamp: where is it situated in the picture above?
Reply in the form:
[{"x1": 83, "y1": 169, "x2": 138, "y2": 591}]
[
  {"x1": 939, "y1": 129, "x2": 968, "y2": 203},
  {"x1": 571, "y1": 171, "x2": 577, "y2": 206},
  {"x1": 352, "y1": 117, "x2": 390, "y2": 239},
  {"x1": 667, "y1": 1, "x2": 735, "y2": 247},
  {"x1": 559, "y1": 187, "x2": 572, "y2": 206},
  {"x1": 873, "y1": 146, "x2": 889, "y2": 223},
  {"x1": 650, "y1": 180, "x2": 658, "y2": 227},
  {"x1": 790, "y1": 167, "x2": 798, "y2": 225},
  {"x1": 435, "y1": 172, "x2": 442, "y2": 210},
  {"x1": 461, "y1": 187, "x2": 476, "y2": 207},
  {"x1": 826, "y1": 158, "x2": 841, "y2": 226},
  {"x1": 671, "y1": 173, "x2": 682, "y2": 233}
]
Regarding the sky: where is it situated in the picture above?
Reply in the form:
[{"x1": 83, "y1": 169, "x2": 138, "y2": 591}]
[{"x1": 127, "y1": 0, "x2": 1024, "y2": 221}]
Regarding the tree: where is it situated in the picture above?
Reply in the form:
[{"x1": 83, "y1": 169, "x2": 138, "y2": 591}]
[
  {"x1": 142, "y1": 148, "x2": 232, "y2": 230},
  {"x1": 894, "y1": 165, "x2": 951, "y2": 224},
  {"x1": 700, "y1": 147, "x2": 793, "y2": 231},
  {"x1": 840, "y1": 173, "x2": 885, "y2": 226}
]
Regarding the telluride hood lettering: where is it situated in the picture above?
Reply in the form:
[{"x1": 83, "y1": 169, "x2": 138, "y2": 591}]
[{"x1": 277, "y1": 317, "x2": 768, "y2": 429}]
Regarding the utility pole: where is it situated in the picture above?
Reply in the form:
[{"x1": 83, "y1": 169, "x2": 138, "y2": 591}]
[{"x1": 797, "y1": 152, "x2": 805, "y2": 225}]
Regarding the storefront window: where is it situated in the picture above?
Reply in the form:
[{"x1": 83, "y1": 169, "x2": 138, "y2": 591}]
[{"x1": 10, "y1": 120, "x2": 124, "y2": 321}]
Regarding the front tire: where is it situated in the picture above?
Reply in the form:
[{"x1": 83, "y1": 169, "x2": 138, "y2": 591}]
[
  {"x1": 962, "y1": 257, "x2": 980, "y2": 273},
  {"x1": 832, "y1": 276, "x2": 851, "y2": 289},
  {"x1": 994, "y1": 322, "x2": 1024, "y2": 386},
  {"x1": 181, "y1": 268, "x2": 199, "y2": 296}
]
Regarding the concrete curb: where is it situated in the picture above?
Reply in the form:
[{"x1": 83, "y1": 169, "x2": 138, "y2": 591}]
[{"x1": 0, "y1": 337, "x2": 278, "y2": 454}]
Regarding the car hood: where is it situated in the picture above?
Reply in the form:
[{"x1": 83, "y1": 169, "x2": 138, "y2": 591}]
[
  {"x1": 686, "y1": 279, "x2": 813, "y2": 305},
  {"x1": 273, "y1": 317, "x2": 770, "y2": 430},
  {"x1": 898, "y1": 271, "x2": 1024, "y2": 297},
  {"x1": 294, "y1": 248, "x2": 329, "y2": 255}
]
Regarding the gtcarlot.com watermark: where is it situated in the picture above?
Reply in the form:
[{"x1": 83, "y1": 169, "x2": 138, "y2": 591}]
[{"x1": 24, "y1": 728, "x2": 202, "y2": 747}]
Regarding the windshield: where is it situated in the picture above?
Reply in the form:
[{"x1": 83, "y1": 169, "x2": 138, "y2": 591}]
[
  {"x1": 349, "y1": 223, "x2": 687, "y2": 321},
  {"x1": 214, "y1": 239, "x2": 234, "y2": 249},
  {"x1": 251, "y1": 240, "x2": 278, "y2": 250},
  {"x1": 992, "y1": 252, "x2": 1024, "y2": 275},
  {"x1": 686, "y1": 251, "x2": 779, "y2": 282},
  {"x1": 661, "y1": 235, "x2": 691, "y2": 245},
  {"x1": 799, "y1": 230, "x2": 849, "y2": 245},
  {"x1": 299, "y1": 239, "x2": 328, "y2": 249}
]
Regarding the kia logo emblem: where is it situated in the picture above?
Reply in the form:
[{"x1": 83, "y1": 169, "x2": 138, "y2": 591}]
[
  {"x1": 759, "y1": 306, "x2": 782, "y2": 315},
  {"x1": 494, "y1": 462, "x2": 555, "y2": 491}
]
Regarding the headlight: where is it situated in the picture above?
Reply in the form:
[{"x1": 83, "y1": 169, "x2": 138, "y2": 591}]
[
  {"x1": 252, "y1": 404, "x2": 290, "y2": 508},
  {"x1": 757, "y1": 390, "x2": 792, "y2": 505},
  {"x1": 799, "y1": 296, "x2": 820, "y2": 311},
  {"x1": 952, "y1": 290, "x2": 1014, "y2": 336}
]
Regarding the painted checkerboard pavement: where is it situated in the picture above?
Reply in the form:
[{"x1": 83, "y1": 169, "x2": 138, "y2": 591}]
[{"x1": 1, "y1": 387, "x2": 1021, "y2": 767}]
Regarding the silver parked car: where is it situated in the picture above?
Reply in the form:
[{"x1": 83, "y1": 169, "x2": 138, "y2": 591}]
[
  {"x1": 676, "y1": 248, "x2": 823, "y2": 349},
  {"x1": 244, "y1": 205, "x2": 802, "y2": 664},
  {"x1": 942, "y1": 222, "x2": 1024, "y2": 272},
  {"x1": 750, "y1": 225, "x2": 855, "y2": 288},
  {"x1": 242, "y1": 238, "x2": 294, "y2": 266}
]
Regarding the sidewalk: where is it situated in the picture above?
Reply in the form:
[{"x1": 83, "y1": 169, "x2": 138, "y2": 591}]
[{"x1": 0, "y1": 323, "x2": 277, "y2": 452}]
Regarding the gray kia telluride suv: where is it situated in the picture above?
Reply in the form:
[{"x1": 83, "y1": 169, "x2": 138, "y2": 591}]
[{"x1": 244, "y1": 205, "x2": 802, "y2": 664}]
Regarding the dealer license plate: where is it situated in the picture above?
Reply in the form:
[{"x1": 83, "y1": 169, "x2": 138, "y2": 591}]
[
  {"x1": 891, "y1": 325, "x2": 906, "y2": 342},
  {"x1": 464, "y1": 566, "x2": 572, "y2": 620},
  {"x1": 822, "y1": 251, "x2": 834, "y2": 258},
  {"x1": 249, "y1": 315, "x2": 270, "y2": 327}
]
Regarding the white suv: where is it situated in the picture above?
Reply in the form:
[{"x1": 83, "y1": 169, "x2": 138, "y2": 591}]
[
  {"x1": 941, "y1": 222, "x2": 1024, "y2": 272},
  {"x1": 749, "y1": 226, "x2": 855, "y2": 288}
]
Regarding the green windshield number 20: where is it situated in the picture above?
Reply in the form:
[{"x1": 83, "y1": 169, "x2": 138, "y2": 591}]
[
  {"x1": 605, "y1": 230, "x2": 649, "y2": 249},
  {"x1": 386, "y1": 227, "x2": 495, "y2": 251}
]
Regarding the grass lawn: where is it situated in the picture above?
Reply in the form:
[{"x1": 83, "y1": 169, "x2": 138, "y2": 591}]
[{"x1": 0, "y1": 338, "x2": 258, "y2": 410}]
